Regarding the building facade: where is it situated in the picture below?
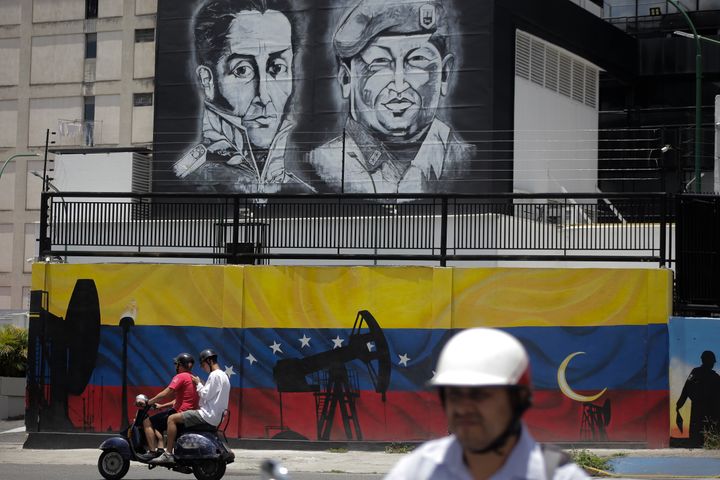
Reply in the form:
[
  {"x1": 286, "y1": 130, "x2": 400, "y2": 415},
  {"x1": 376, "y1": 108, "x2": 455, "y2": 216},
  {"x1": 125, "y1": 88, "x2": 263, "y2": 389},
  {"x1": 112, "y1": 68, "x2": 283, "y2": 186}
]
[{"x1": 0, "y1": 0, "x2": 157, "y2": 310}]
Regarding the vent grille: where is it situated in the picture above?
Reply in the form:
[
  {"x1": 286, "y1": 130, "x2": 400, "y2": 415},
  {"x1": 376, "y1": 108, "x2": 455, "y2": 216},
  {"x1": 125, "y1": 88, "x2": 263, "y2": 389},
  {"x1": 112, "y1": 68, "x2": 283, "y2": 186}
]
[
  {"x1": 131, "y1": 153, "x2": 151, "y2": 194},
  {"x1": 515, "y1": 30, "x2": 598, "y2": 109}
]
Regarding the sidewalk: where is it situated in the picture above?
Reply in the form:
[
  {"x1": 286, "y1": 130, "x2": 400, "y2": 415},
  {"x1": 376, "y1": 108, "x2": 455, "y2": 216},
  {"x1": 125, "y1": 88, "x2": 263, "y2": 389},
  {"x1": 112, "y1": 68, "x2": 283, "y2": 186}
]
[{"x1": 3, "y1": 421, "x2": 720, "y2": 477}]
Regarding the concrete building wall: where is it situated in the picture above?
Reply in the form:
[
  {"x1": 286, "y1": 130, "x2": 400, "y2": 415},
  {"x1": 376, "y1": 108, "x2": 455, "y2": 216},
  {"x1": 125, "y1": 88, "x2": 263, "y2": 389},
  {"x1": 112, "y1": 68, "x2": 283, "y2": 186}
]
[
  {"x1": 30, "y1": 34, "x2": 85, "y2": 84},
  {"x1": 0, "y1": 38, "x2": 21, "y2": 86},
  {"x1": 133, "y1": 39, "x2": 154, "y2": 79},
  {"x1": 132, "y1": 103, "x2": 153, "y2": 143},
  {"x1": 99, "y1": 0, "x2": 124, "y2": 18},
  {"x1": 96, "y1": 31, "x2": 123, "y2": 81},
  {"x1": 28, "y1": 96, "x2": 83, "y2": 146},
  {"x1": 0, "y1": 0, "x2": 22, "y2": 26},
  {"x1": 0, "y1": 101, "x2": 18, "y2": 147},
  {"x1": 0, "y1": 0, "x2": 156, "y2": 310},
  {"x1": 95, "y1": 94, "x2": 121, "y2": 144},
  {"x1": 32, "y1": 0, "x2": 85, "y2": 23}
]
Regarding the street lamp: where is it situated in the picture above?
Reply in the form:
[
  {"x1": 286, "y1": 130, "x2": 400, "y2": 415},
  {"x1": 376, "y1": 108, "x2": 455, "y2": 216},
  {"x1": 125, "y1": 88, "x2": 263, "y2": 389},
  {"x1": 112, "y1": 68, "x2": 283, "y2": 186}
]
[
  {"x1": 0, "y1": 153, "x2": 40, "y2": 180},
  {"x1": 668, "y1": 0, "x2": 702, "y2": 193}
]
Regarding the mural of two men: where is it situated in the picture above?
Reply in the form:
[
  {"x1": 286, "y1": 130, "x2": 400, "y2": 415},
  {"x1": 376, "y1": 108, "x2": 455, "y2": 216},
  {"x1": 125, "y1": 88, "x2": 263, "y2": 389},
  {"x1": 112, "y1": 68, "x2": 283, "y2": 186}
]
[{"x1": 168, "y1": 0, "x2": 473, "y2": 194}]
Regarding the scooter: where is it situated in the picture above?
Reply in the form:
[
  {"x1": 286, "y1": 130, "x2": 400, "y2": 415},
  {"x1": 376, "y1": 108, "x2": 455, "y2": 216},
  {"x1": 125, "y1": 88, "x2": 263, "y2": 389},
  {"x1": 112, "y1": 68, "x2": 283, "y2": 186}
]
[{"x1": 98, "y1": 394, "x2": 235, "y2": 480}]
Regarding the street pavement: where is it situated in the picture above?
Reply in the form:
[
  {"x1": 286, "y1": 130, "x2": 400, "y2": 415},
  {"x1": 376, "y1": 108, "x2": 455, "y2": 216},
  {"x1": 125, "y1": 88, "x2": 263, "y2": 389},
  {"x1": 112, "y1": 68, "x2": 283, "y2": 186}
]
[{"x1": 3, "y1": 418, "x2": 720, "y2": 479}]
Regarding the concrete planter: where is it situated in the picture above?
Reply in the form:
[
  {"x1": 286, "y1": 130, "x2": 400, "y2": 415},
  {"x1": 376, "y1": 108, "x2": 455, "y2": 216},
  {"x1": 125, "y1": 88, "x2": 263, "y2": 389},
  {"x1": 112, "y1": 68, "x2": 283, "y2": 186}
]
[{"x1": 0, "y1": 376, "x2": 25, "y2": 420}]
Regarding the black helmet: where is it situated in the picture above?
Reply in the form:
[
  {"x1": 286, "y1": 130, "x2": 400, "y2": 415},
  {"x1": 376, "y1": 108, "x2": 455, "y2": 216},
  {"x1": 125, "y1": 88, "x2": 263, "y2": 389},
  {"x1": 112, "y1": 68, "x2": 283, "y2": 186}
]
[
  {"x1": 199, "y1": 349, "x2": 218, "y2": 364},
  {"x1": 174, "y1": 352, "x2": 194, "y2": 369}
]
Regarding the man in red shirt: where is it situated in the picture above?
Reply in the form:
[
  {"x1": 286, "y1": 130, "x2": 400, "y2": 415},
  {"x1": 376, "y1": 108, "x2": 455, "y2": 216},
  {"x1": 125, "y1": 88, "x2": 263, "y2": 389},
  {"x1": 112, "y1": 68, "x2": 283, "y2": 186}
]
[{"x1": 141, "y1": 352, "x2": 199, "y2": 458}]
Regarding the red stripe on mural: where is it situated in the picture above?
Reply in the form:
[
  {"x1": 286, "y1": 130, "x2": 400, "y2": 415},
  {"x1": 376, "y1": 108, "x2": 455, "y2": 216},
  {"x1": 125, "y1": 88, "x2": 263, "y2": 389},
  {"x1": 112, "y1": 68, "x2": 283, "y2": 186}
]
[{"x1": 67, "y1": 386, "x2": 668, "y2": 447}]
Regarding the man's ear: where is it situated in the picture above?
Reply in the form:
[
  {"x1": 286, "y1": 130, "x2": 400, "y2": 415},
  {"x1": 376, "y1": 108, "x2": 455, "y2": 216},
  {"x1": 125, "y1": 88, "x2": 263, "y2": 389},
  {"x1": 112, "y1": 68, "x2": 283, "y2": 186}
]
[
  {"x1": 440, "y1": 54, "x2": 454, "y2": 96},
  {"x1": 196, "y1": 65, "x2": 215, "y2": 100},
  {"x1": 337, "y1": 63, "x2": 352, "y2": 99}
]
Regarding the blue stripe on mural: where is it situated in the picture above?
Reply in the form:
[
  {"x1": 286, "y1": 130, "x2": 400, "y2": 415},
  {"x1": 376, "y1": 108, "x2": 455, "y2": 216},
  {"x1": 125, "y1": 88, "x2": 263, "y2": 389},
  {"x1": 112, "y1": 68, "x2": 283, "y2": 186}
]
[{"x1": 93, "y1": 324, "x2": 667, "y2": 392}]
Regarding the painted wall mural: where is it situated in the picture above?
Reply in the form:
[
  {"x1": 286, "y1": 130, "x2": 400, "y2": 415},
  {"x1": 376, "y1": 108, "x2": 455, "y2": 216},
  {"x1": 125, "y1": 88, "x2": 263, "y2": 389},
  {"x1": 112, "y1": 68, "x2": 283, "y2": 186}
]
[
  {"x1": 153, "y1": 0, "x2": 496, "y2": 194},
  {"x1": 28, "y1": 264, "x2": 671, "y2": 446},
  {"x1": 669, "y1": 317, "x2": 720, "y2": 448}
]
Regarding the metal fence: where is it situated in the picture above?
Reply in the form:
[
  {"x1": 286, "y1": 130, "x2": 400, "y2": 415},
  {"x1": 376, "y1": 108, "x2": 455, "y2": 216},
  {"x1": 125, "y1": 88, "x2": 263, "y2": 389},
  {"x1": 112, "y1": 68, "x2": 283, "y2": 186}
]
[{"x1": 39, "y1": 192, "x2": 672, "y2": 266}]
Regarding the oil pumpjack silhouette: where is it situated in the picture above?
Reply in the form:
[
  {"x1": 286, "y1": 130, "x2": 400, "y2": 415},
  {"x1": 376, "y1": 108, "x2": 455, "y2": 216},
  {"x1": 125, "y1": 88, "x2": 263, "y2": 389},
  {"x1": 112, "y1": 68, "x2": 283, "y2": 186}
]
[
  {"x1": 27, "y1": 279, "x2": 101, "y2": 431},
  {"x1": 580, "y1": 398, "x2": 612, "y2": 441},
  {"x1": 271, "y1": 310, "x2": 391, "y2": 441}
]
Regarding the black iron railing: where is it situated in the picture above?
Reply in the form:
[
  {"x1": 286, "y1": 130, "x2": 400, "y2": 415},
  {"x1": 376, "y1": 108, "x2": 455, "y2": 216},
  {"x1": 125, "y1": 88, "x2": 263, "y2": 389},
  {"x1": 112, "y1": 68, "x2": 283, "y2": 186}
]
[{"x1": 39, "y1": 192, "x2": 673, "y2": 266}]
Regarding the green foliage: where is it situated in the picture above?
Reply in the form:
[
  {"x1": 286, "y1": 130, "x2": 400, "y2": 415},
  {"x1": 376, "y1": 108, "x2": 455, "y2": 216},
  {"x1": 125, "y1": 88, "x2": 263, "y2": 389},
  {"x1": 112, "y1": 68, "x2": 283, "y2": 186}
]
[
  {"x1": 569, "y1": 449, "x2": 614, "y2": 473},
  {"x1": 703, "y1": 424, "x2": 720, "y2": 449},
  {"x1": 326, "y1": 447, "x2": 348, "y2": 453},
  {"x1": 384, "y1": 443, "x2": 415, "y2": 454},
  {"x1": 0, "y1": 325, "x2": 28, "y2": 377}
]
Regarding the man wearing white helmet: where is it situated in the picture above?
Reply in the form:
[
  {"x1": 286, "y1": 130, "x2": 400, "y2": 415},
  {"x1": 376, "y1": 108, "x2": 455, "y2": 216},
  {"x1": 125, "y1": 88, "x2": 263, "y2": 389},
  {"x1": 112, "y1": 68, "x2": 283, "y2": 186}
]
[{"x1": 384, "y1": 328, "x2": 589, "y2": 480}]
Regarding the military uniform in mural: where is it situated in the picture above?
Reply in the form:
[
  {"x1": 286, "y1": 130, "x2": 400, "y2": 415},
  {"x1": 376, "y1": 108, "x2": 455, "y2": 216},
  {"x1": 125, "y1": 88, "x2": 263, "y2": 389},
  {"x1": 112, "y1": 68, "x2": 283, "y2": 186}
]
[
  {"x1": 173, "y1": 103, "x2": 309, "y2": 193},
  {"x1": 309, "y1": 118, "x2": 470, "y2": 193},
  {"x1": 309, "y1": 0, "x2": 474, "y2": 194}
]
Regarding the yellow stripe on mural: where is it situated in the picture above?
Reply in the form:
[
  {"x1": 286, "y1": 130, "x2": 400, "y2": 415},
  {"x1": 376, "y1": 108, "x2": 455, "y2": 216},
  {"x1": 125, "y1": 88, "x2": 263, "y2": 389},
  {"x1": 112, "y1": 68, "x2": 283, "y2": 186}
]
[
  {"x1": 451, "y1": 267, "x2": 671, "y2": 327},
  {"x1": 241, "y1": 266, "x2": 445, "y2": 329},
  {"x1": 31, "y1": 264, "x2": 671, "y2": 329},
  {"x1": 31, "y1": 263, "x2": 242, "y2": 328}
]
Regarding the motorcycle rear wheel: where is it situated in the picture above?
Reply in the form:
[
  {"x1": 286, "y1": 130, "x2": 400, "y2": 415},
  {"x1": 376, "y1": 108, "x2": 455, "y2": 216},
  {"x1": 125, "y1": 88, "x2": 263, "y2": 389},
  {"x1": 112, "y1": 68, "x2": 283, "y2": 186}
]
[
  {"x1": 192, "y1": 459, "x2": 226, "y2": 480},
  {"x1": 98, "y1": 450, "x2": 130, "y2": 480}
]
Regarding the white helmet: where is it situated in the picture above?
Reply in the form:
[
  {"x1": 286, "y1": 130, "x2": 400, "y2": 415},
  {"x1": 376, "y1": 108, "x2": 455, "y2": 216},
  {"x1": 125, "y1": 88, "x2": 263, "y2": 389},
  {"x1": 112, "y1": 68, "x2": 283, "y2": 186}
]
[{"x1": 431, "y1": 328, "x2": 531, "y2": 388}]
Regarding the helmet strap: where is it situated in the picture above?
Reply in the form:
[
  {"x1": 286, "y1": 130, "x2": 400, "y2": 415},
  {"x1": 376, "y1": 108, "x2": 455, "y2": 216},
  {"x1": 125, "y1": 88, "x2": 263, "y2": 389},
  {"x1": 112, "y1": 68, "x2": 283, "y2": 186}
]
[{"x1": 468, "y1": 415, "x2": 522, "y2": 455}]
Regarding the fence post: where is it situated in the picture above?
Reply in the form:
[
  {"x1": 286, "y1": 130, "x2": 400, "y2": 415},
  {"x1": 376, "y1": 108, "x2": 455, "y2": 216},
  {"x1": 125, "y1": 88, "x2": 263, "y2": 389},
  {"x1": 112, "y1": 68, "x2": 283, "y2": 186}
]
[
  {"x1": 659, "y1": 194, "x2": 667, "y2": 267},
  {"x1": 231, "y1": 196, "x2": 240, "y2": 264},
  {"x1": 38, "y1": 192, "x2": 50, "y2": 258},
  {"x1": 440, "y1": 197, "x2": 448, "y2": 267}
]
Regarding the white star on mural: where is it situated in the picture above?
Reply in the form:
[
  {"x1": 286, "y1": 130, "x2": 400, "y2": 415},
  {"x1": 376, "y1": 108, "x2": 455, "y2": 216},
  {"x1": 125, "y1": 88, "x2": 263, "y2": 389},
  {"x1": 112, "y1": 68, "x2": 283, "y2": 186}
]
[
  {"x1": 224, "y1": 365, "x2": 235, "y2": 377},
  {"x1": 366, "y1": 342, "x2": 375, "y2": 352},
  {"x1": 299, "y1": 334, "x2": 311, "y2": 348},
  {"x1": 245, "y1": 353, "x2": 257, "y2": 365},
  {"x1": 332, "y1": 336, "x2": 345, "y2": 349},
  {"x1": 269, "y1": 341, "x2": 283, "y2": 355},
  {"x1": 398, "y1": 353, "x2": 411, "y2": 367}
]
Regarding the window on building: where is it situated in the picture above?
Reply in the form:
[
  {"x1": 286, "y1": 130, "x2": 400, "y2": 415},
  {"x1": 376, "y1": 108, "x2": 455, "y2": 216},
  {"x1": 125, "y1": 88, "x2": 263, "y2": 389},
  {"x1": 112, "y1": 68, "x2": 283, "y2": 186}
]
[
  {"x1": 86, "y1": 0, "x2": 98, "y2": 19},
  {"x1": 84, "y1": 96, "x2": 95, "y2": 146},
  {"x1": 85, "y1": 33, "x2": 97, "y2": 59},
  {"x1": 133, "y1": 93, "x2": 153, "y2": 107},
  {"x1": 135, "y1": 29, "x2": 155, "y2": 43}
]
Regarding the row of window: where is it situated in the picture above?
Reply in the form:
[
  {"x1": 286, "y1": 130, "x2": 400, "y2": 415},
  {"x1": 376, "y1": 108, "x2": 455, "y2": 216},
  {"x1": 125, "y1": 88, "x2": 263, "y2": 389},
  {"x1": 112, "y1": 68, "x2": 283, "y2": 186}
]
[{"x1": 84, "y1": 28, "x2": 154, "y2": 59}]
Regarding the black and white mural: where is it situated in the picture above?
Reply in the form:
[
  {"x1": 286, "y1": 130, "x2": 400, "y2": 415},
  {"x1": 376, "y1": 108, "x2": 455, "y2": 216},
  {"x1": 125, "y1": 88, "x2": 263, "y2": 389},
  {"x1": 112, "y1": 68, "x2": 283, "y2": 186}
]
[{"x1": 153, "y1": 0, "x2": 500, "y2": 194}]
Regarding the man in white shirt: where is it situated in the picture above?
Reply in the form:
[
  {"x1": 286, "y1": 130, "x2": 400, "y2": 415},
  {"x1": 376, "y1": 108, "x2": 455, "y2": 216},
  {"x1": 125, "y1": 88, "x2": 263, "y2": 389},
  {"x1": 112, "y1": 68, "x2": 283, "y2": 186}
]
[
  {"x1": 384, "y1": 328, "x2": 590, "y2": 480},
  {"x1": 152, "y1": 348, "x2": 230, "y2": 465}
]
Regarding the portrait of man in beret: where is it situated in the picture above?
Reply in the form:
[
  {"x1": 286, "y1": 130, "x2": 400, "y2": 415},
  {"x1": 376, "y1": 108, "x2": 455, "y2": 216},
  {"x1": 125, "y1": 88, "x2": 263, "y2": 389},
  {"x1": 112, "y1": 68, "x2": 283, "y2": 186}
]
[
  {"x1": 308, "y1": 0, "x2": 473, "y2": 194},
  {"x1": 173, "y1": 0, "x2": 314, "y2": 193}
]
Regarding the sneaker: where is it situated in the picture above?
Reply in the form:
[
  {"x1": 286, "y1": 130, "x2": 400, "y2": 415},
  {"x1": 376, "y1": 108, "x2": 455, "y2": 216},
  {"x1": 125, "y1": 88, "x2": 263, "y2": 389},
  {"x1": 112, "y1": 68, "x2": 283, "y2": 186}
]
[
  {"x1": 154, "y1": 448, "x2": 165, "y2": 458},
  {"x1": 136, "y1": 452, "x2": 155, "y2": 462},
  {"x1": 149, "y1": 451, "x2": 175, "y2": 465}
]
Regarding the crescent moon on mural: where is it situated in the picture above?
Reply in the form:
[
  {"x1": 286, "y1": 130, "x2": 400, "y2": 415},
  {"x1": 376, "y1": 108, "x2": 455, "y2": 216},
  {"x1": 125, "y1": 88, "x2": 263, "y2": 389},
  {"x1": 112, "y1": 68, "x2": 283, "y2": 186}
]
[{"x1": 557, "y1": 351, "x2": 607, "y2": 402}]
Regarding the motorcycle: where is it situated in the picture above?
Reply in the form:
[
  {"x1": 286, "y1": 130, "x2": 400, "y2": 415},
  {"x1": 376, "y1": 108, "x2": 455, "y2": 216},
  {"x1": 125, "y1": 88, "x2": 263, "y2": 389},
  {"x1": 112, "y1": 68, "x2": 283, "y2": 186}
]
[{"x1": 98, "y1": 394, "x2": 235, "y2": 480}]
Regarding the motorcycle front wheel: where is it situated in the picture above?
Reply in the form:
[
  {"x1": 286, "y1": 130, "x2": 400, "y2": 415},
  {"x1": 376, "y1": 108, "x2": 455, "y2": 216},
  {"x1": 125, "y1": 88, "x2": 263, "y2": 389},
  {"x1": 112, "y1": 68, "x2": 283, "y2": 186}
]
[
  {"x1": 98, "y1": 450, "x2": 130, "y2": 480},
  {"x1": 192, "y1": 459, "x2": 227, "y2": 480}
]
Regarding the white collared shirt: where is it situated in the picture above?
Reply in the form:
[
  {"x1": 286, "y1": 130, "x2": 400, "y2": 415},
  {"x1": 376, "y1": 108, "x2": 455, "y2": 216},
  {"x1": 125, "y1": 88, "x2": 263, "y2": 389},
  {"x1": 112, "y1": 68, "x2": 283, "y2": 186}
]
[{"x1": 384, "y1": 425, "x2": 590, "y2": 480}]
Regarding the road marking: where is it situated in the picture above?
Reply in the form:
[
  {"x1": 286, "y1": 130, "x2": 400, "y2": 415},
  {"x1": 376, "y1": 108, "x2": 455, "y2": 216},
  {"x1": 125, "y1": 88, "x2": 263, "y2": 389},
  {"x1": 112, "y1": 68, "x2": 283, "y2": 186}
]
[{"x1": 0, "y1": 426, "x2": 25, "y2": 434}]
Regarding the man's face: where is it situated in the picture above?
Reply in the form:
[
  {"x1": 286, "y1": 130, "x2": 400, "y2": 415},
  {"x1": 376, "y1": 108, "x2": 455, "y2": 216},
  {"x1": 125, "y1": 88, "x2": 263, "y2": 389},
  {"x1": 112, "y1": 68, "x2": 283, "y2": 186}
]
[
  {"x1": 444, "y1": 387, "x2": 515, "y2": 452},
  {"x1": 212, "y1": 10, "x2": 293, "y2": 149},
  {"x1": 347, "y1": 34, "x2": 450, "y2": 141}
]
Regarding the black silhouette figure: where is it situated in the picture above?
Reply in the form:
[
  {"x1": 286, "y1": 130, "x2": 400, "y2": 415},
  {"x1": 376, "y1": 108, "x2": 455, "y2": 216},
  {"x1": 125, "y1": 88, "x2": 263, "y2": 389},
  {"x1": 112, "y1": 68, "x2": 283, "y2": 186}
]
[{"x1": 676, "y1": 351, "x2": 720, "y2": 447}]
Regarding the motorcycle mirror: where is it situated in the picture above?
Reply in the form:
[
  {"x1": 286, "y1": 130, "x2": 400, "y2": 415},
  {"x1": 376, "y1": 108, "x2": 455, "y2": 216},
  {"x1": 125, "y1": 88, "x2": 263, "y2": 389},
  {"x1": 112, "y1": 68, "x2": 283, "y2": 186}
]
[{"x1": 260, "y1": 459, "x2": 291, "y2": 480}]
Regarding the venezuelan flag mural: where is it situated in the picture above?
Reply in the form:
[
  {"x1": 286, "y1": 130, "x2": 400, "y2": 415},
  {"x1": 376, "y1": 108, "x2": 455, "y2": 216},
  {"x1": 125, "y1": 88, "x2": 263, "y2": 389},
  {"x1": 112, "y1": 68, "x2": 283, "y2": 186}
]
[{"x1": 27, "y1": 263, "x2": 671, "y2": 447}]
